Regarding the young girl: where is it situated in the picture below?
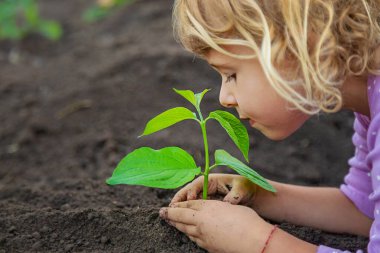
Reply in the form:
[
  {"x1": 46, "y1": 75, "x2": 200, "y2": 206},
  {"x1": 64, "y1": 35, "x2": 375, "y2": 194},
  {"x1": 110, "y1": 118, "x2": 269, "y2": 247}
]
[{"x1": 158, "y1": 0, "x2": 380, "y2": 252}]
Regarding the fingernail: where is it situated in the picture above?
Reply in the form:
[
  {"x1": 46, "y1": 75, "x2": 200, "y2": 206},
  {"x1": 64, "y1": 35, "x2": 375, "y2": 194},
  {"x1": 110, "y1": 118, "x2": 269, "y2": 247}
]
[{"x1": 159, "y1": 208, "x2": 166, "y2": 218}]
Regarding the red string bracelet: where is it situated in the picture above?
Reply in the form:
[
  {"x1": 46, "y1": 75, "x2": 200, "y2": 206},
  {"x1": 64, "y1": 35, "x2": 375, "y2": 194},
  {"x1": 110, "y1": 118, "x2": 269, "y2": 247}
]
[{"x1": 261, "y1": 225, "x2": 278, "y2": 253}]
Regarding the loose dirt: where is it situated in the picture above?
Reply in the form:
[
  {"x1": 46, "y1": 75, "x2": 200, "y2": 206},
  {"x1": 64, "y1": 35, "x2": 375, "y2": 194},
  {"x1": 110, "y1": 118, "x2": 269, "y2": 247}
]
[{"x1": 0, "y1": 0, "x2": 368, "y2": 252}]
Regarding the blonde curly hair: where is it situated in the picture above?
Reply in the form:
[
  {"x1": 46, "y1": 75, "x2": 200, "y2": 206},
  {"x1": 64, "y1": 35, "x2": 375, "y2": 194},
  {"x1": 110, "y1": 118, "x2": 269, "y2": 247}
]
[{"x1": 172, "y1": 0, "x2": 380, "y2": 114}]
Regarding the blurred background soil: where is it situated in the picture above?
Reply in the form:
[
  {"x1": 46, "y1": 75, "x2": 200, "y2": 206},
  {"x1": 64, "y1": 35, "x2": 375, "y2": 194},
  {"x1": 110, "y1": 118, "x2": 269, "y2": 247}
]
[{"x1": 0, "y1": 0, "x2": 369, "y2": 252}]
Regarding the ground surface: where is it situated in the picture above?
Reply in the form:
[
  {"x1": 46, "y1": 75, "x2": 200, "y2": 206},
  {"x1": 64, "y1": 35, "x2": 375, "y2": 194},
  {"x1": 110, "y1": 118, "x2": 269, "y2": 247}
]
[{"x1": 0, "y1": 0, "x2": 369, "y2": 252}]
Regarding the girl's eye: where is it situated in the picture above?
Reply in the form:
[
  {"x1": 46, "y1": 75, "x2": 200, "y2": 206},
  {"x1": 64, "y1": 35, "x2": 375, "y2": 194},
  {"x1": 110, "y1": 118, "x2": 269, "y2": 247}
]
[{"x1": 226, "y1": 73, "x2": 236, "y2": 83}]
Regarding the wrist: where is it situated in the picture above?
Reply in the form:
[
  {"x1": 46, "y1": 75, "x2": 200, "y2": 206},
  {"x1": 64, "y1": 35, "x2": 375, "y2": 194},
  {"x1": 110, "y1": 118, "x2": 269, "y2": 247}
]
[
  {"x1": 250, "y1": 181, "x2": 277, "y2": 209},
  {"x1": 242, "y1": 219, "x2": 274, "y2": 253},
  {"x1": 263, "y1": 226, "x2": 318, "y2": 253},
  {"x1": 250, "y1": 181, "x2": 285, "y2": 220},
  {"x1": 260, "y1": 224, "x2": 278, "y2": 253}
]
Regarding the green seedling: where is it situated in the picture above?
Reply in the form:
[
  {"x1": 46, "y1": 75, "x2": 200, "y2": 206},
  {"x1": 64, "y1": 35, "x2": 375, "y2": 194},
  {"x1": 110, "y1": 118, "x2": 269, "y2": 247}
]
[
  {"x1": 83, "y1": 0, "x2": 136, "y2": 23},
  {"x1": 0, "y1": 0, "x2": 62, "y2": 41},
  {"x1": 106, "y1": 89, "x2": 276, "y2": 199}
]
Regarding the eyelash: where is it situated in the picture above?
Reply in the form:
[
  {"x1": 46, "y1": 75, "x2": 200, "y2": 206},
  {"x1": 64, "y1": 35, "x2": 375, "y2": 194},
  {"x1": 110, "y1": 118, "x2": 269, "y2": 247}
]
[{"x1": 225, "y1": 74, "x2": 236, "y2": 83}]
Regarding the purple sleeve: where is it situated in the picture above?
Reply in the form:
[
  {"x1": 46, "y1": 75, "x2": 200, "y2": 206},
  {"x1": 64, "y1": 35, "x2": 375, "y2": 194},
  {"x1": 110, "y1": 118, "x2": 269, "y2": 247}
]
[
  {"x1": 317, "y1": 116, "x2": 373, "y2": 253},
  {"x1": 367, "y1": 115, "x2": 380, "y2": 252},
  {"x1": 340, "y1": 116, "x2": 374, "y2": 219},
  {"x1": 317, "y1": 245, "x2": 363, "y2": 253}
]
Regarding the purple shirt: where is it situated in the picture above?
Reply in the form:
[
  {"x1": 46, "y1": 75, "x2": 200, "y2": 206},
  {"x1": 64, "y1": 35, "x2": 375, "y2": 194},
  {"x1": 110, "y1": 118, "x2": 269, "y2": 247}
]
[{"x1": 317, "y1": 75, "x2": 380, "y2": 253}]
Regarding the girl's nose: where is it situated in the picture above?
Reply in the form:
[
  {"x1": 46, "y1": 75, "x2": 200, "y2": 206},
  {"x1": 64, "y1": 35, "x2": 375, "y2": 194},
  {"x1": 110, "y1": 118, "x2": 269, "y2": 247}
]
[{"x1": 219, "y1": 83, "x2": 237, "y2": 108}]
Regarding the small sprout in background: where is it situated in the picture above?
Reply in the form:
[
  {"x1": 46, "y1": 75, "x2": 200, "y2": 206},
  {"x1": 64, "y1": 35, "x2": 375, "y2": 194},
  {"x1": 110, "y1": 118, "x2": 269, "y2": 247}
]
[
  {"x1": 83, "y1": 0, "x2": 137, "y2": 23},
  {"x1": 107, "y1": 88, "x2": 276, "y2": 199},
  {"x1": 0, "y1": 0, "x2": 62, "y2": 41}
]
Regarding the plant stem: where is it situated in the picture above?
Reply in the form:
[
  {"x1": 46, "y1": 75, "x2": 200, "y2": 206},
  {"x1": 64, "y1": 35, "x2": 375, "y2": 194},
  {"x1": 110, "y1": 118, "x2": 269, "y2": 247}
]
[
  {"x1": 196, "y1": 107, "x2": 210, "y2": 200},
  {"x1": 200, "y1": 121, "x2": 210, "y2": 200}
]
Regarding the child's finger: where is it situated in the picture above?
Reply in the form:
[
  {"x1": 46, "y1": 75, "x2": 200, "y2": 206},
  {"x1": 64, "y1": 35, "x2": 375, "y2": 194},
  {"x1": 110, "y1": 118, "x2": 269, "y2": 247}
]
[
  {"x1": 171, "y1": 177, "x2": 204, "y2": 204},
  {"x1": 223, "y1": 185, "x2": 245, "y2": 204},
  {"x1": 188, "y1": 235, "x2": 199, "y2": 243},
  {"x1": 216, "y1": 182, "x2": 230, "y2": 195},
  {"x1": 170, "y1": 200, "x2": 205, "y2": 210},
  {"x1": 223, "y1": 177, "x2": 256, "y2": 204},
  {"x1": 186, "y1": 180, "x2": 204, "y2": 200},
  {"x1": 159, "y1": 207, "x2": 197, "y2": 225},
  {"x1": 189, "y1": 235, "x2": 205, "y2": 249},
  {"x1": 171, "y1": 189, "x2": 188, "y2": 204},
  {"x1": 188, "y1": 175, "x2": 228, "y2": 199},
  {"x1": 169, "y1": 221, "x2": 199, "y2": 237},
  {"x1": 171, "y1": 174, "x2": 233, "y2": 204}
]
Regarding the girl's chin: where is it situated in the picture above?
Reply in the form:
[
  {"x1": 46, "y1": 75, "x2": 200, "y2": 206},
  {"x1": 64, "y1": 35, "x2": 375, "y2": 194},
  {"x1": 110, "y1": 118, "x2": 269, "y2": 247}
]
[
  {"x1": 255, "y1": 126, "x2": 293, "y2": 141},
  {"x1": 253, "y1": 117, "x2": 309, "y2": 141}
]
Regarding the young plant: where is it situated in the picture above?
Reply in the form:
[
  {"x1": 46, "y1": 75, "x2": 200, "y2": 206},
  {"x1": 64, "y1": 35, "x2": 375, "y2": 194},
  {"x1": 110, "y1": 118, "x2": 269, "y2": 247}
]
[
  {"x1": 106, "y1": 89, "x2": 276, "y2": 199},
  {"x1": 82, "y1": 0, "x2": 136, "y2": 23},
  {"x1": 0, "y1": 0, "x2": 62, "y2": 41}
]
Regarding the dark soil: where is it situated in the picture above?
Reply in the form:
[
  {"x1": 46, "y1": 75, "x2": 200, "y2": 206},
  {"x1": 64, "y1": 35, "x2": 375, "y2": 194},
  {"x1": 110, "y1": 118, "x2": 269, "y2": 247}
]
[{"x1": 0, "y1": 0, "x2": 369, "y2": 252}]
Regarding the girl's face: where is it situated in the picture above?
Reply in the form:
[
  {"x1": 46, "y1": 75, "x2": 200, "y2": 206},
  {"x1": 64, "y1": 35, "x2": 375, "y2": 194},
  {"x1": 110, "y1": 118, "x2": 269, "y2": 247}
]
[{"x1": 206, "y1": 45, "x2": 310, "y2": 140}]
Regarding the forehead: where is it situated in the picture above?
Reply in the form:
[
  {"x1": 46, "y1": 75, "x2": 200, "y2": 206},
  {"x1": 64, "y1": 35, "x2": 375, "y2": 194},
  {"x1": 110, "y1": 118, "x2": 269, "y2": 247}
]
[
  {"x1": 206, "y1": 51, "x2": 234, "y2": 71},
  {"x1": 206, "y1": 45, "x2": 254, "y2": 70}
]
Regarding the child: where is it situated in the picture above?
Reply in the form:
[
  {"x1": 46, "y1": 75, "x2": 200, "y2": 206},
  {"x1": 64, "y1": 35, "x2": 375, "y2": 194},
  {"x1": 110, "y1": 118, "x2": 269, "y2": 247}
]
[{"x1": 158, "y1": 0, "x2": 380, "y2": 252}]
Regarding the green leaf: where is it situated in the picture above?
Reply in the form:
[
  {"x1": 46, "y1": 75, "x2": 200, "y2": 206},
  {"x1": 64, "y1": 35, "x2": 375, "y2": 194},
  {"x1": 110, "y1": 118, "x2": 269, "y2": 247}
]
[
  {"x1": 209, "y1": 110, "x2": 249, "y2": 162},
  {"x1": 173, "y1": 88, "x2": 210, "y2": 110},
  {"x1": 37, "y1": 20, "x2": 62, "y2": 40},
  {"x1": 106, "y1": 147, "x2": 201, "y2": 189},
  {"x1": 0, "y1": 20, "x2": 24, "y2": 40},
  {"x1": 140, "y1": 107, "x2": 197, "y2": 137},
  {"x1": 0, "y1": 2, "x2": 18, "y2": 22},
  {"x1": 194, "y1": 89, "x2": 210, "y2": 108},
  {"x1": 82, "y1": 0, "x2": 136, "y2": 23},
  {"x1": 0, "y1": 0, "x2": 63, "y2": 41},
  {"x1": 24, "y1": 0, "x2": 39, "y2": 26},
  {"x1": 173, "y1": 88, "x2": 196, "y2": 107},
  {"x1": 214, "y1": 149, "x2": 276, "y2": 192},
  {"x1": 82, "y1": 6, "x2": 110, "y2": 23}
]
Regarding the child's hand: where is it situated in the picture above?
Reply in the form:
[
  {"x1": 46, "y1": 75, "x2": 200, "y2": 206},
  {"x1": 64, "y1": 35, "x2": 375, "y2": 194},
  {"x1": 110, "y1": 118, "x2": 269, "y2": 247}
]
[
  {"x1": 170, "y1": 173, "x2": 257, "y2": 206},
  {"x1": 160, "y1": 200, "x2": 273, "y2": 253}
]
